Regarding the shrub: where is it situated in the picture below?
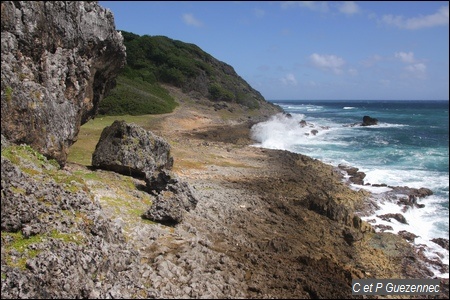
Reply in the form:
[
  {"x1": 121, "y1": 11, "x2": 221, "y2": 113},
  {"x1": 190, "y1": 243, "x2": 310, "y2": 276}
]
[{"x1": 208, "y1": 83, "x2": 234, "y2": 102}]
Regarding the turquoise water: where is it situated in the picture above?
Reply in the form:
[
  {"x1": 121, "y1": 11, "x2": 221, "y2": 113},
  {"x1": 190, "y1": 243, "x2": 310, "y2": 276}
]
[{"x1": 251, "y1": 100, "x2": 449, "y2": 277}]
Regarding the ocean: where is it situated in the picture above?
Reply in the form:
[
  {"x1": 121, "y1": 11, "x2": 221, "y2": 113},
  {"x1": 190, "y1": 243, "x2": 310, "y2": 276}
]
[{"x1": 250, "y1": 100, "x2": 449, "y2": 278}]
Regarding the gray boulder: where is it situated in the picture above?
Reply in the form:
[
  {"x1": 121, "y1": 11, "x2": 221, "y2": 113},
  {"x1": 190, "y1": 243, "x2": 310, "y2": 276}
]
[
  {"x1": 92, "y1": 121, "x2": 198, "y2": 225},
  {"x1": 92, "y1": 120, "x2": 173, "y2": 178},
  {"x1": 143, "y1": 170, "x2": 198, "y2": 225}
]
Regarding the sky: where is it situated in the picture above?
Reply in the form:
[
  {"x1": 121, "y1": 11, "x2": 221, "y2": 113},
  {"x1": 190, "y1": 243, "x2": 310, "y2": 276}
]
[{"x1": 99, "y1": 1, "x2": 449, "y2": 101}]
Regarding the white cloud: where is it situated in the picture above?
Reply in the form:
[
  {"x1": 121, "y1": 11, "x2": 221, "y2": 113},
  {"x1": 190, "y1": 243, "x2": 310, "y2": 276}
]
[
  {"x1": 393, "y1": 52, "x2": 426, "y2": 79},
  {"x1": 381, "y1": 5, "x2": 449, "y2": 29},
  {"x1": 405, "y1": 63, "x2": 427, "y2": 79},
  {"x1": 310, "y1": 53, "x2": 345, "y2": 74},
  {"x1": 182, "y1": 13, "x2": 203, "y2": 27},
  {"x1": 395, "y1": 51, "x2": 415, "y2": 64},
  {"x1": 281, "y1": 73, "x2": 298, "y2": 86},
  {"x1": 338, "y1": 1, "x2": 360, "y2": 15}
]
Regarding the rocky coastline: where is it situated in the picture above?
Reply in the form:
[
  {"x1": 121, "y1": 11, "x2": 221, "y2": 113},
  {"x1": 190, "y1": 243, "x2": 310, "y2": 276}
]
[
  {"x1": 1, "y1": 1, "x2": 448, "y2": 298},
  {"x1": 4, "y1": 93, "x2": 449, "y2": 298}
]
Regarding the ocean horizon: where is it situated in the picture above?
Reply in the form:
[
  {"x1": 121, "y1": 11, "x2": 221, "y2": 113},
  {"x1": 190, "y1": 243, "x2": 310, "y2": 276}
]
[{"x1": 252, "y1": 99, "x2": 449, "y2": 278}]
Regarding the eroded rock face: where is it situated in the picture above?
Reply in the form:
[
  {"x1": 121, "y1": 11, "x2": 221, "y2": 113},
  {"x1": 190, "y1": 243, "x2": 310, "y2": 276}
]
[
  {"x1": 1, "y1": 1, "x2": 126, "y2": 166},
  {"x1": 0, "y1": 151, "x2": 152, "y2": 299},
  {"x1": 92, "y1": 120, "x2": 174, "y2": 177}
]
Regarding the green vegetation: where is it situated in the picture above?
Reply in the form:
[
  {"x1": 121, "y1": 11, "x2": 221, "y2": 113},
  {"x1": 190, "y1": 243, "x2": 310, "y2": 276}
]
[
  {"x1": 98, "y1": 75, "x2": 177, "y2": 115},
  {"x1": 5, "y1": 86, "x2": 13, "y2": 103},
  {"x1": 99, "y1": 31, "x2": 262, "y2": 116},
  {"x1": 208, "y1": 83, "x2": 234, "y2": 102},
  {"x1": 1, "y1": 230, "x2": 84, "y2": 270},
  {"x1": 1, "y1": 144, "x2": 59, "y2": 170}
]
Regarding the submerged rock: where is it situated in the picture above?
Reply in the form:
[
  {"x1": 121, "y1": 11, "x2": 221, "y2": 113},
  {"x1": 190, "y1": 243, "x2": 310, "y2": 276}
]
[{"x1": 361, "y1": 115, "x2": 378, "y2": 126}]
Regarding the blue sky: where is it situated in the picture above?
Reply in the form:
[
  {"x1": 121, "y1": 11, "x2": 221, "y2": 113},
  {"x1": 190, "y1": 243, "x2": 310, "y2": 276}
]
[{"x1": 100, "y1": 1, "x2": 449, "y2": 101}]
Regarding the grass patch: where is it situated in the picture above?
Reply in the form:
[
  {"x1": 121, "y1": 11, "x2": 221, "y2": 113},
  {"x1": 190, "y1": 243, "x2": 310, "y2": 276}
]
[
  {"x1": 1, "y1": 230, "x2": 84, "y2": 270},
  {"x1": 1, "y1": 144, "x2": 59, "y2": 170},
  {"x1": 52, "y1": 173, "x2": 89, "y2": 194},
  {"x1": 173, "y1": 159, "x2": 208, "y2": 172}
]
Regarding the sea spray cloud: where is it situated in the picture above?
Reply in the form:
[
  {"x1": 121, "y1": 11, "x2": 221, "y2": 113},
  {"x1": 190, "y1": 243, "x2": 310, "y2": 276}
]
[{"x1": 251, "y1": 113, "x2": 311, "y2": 150}]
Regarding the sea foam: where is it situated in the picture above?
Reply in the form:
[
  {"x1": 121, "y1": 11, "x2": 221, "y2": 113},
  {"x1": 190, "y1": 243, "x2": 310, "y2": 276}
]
[{"x1": 251, "y1": 101, "x2": 449, "y2": 278}]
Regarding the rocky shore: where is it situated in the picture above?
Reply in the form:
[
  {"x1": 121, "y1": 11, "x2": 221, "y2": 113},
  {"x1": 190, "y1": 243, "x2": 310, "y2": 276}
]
[
  {"x1": 5, "y1": 91, "x2": 449, "y2": 298},
  {"x1": 1, "y1": 1, "x2": 448, "y2": 298}
]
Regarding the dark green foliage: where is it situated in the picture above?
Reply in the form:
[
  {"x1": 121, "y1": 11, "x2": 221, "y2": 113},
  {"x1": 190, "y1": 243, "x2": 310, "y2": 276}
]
[
  {"x1": 101, "y1": 30, "x2": 266, "y2": 116},
  {"x1": 98, "y1": 75, "x2": 177, "y2": 115},
  {"x1": 208, "y1": 83, "x2": 234, "y2": 102}
]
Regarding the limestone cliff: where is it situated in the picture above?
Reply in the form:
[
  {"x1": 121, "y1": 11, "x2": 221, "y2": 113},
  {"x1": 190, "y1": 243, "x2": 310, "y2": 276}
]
[{"x1": 1, "y1": 1, "x2": 126, "y2": 166}]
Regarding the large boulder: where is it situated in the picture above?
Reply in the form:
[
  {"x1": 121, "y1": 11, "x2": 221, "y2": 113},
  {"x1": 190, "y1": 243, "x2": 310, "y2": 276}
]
[
  {"x1": 143, "y1": 170, "x2": 198, "y2": 225},
  {"x1": 1, "y1": 1, "x2": 126, "y2": 166},
  {"x1": 92, "y1": 121, "x2": 198, "y2": 225},
  {"x1": 92, "y1": 120, "x2": 174, "y2": 178}
]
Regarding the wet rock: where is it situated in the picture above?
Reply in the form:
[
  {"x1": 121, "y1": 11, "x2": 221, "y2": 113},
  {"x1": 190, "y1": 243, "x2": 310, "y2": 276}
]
[
  {"x1": 431, "y1": 238, "x2": 449, "y2": 251},
  {"x1": 377, "y1": 213, "x2": 408, "y2": 224},
  {"x1": 374, "y1": 224, "x2": 394, "y2": 232},
  {"x1": 338, "y1": 164, "x2": 366, "y2": 185},
  {"x1": 388, "y1": 186, "x2": 433, "y2": 199},
  {"x1": 361, "y1": 115, "x2": 378, "y2": 126},
  {"x1": 398, "y1": 230, "x2": 419, "y2": 242}
]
